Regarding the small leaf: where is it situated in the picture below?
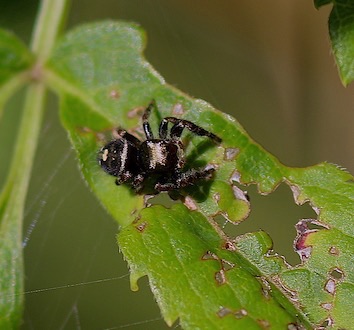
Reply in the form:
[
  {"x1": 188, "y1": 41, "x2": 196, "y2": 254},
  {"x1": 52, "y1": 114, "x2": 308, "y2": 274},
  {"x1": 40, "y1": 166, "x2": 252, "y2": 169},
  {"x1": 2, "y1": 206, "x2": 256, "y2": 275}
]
[
  {"x1": 0, "y1": 29, "x2": 33, "y2": 115},
  {"x1": 315, "y1": 0, "x2": 354, "y2": 85},
  {"x1": 0, "y1": 29, "x2": 32, "y2": 85}
]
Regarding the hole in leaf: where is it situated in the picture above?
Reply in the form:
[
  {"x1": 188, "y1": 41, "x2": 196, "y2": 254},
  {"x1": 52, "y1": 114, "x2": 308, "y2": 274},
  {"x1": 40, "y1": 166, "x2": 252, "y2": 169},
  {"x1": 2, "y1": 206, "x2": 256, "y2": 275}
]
[
  {"x1": 329, "y1": 267, "x2": 344, "y2": 280},
  {"x1": 324, "y1": 279, "x2": 336, "y2": 295},
  {"x1": 218, "y1": 184, "x2": 315, "y2": 265}
]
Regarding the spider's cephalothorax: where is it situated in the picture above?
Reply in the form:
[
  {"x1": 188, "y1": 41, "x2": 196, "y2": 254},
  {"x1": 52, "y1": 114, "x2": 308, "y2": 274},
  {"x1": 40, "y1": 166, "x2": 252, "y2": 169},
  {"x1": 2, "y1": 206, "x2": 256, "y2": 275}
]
[{"x1": 98, "y1": 101, "x2": 222, "y2": 193}]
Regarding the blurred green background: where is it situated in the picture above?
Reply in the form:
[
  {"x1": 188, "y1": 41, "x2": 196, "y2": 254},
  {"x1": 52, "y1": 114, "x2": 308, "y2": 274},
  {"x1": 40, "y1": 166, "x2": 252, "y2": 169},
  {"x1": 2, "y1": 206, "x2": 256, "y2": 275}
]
[{"x1": 1, "y1": 1, "x2": 353, "y2": 329}]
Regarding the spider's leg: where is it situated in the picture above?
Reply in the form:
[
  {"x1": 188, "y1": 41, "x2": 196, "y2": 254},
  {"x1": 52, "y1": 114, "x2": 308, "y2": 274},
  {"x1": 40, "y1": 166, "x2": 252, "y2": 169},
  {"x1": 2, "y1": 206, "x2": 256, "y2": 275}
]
[
  {"x1": 158, "y1": 118, "x2": 168, "y2": 139},
  {"x1": 114, "y1": 129, "x2": 141, "y2": 146},
  {"x1": 115, "y1": 171, "x2": 133, "y2": 185},
  {"x1": 142, "y1": 100, "x2": 157, "y2": 140},
  {"x1": 155, "y1": 165, "x2": 216, "y2": 191},
  {"x1": 132, "y1": 173, "x2": 146, "y2": 192},
  {"x1": 161, "y1": 117, "x2": 221, "y2": 143}
]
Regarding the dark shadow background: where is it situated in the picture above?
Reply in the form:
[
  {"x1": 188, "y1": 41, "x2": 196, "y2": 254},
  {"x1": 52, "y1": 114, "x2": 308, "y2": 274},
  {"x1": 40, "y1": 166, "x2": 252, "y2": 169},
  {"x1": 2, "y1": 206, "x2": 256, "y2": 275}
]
[{"x1": 1, "y1": 1, "x2": 353, "y2": 329}]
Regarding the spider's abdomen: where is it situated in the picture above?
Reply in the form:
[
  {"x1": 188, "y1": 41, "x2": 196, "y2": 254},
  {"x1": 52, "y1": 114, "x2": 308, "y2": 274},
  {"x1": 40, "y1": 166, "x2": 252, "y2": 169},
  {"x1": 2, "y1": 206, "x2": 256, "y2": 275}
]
[{"x1": 140, "y1": 140, "x2": 184, "y2": 173}]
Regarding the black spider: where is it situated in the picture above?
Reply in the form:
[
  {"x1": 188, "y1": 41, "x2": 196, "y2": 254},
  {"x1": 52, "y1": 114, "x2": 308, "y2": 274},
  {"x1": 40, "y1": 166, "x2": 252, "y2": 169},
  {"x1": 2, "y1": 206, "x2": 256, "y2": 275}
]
[{"x1": 98, "y1": 101, "x2": 222, "y2": 193}]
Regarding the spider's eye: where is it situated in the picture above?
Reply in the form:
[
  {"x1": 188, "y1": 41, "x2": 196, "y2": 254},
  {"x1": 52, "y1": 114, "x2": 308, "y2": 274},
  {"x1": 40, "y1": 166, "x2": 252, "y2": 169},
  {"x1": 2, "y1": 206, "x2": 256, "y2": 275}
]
[{"x1": 98, "y1": 140, "x2": 124, "y2": 176}]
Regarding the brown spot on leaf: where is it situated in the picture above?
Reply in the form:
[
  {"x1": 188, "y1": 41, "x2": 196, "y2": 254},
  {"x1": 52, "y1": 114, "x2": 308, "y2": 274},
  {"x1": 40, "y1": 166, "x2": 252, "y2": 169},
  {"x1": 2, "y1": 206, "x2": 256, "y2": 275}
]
[
  {"x1": 321, "y1": 302, "x2": 333, "y2": 311},
  {"x1": 109, "y1": 89, "x2": 120, "y2": 99},
  {"x1": 325, "y1": 279, "x2": 336, "y2": 295},
  {"x1": 328, "y1": 246, "x2": 340, "y2": 256},
  {"x1": 287, "y1": 323, "x2": 304, "y2": 330},
  {"x1": 232, "y1": 185, "x2": 249, "y2": 202},
  {"x1": 257, "y1": 276, "x2": 272, "y2": 300},
  {"x1": 135, "y1": 222, "x2": 147, "y2": 232},
  {"x1": 172, "y1": 103, "x2": 184, "y2": 115},
  {"x1": 217, "y1": 306, "x2": 248, "y2": 319},
  {"x1": 223, "y1": 240, "x2": 236, "y2": 251},
  {"x1": 217, "y1": 306, "x2": 232, "y2": 318},
  {"x1": 230, "y1": 170, "x2": 241, "y2": 183},
  {"x1": 213, "y1": 192, "x2": 221, "y2": 203},
  {"x1": 224, "y1": 148, "x2": 239, "y2": 161},
  {"x1": 234, "y1": 308, "x2": 247, "y2": 319},
  {"x1": 215, "y1": 269, "x2": 227, "y2": 285},
  {"x1": 257, "y1": 319, "x2": 270, "y2": 329},
  {"x1": 183, "y1": 196, "x2": 198, "y2": 210},
  {"x1": 201, "y1": 250, "x2": 219, "y2": 261},
  {"x1": 127, "y1": 106, "x2": 144, "y2": 118},
  {"x1": 221, "y1": 259, "x2": 235, "y2": 271}
]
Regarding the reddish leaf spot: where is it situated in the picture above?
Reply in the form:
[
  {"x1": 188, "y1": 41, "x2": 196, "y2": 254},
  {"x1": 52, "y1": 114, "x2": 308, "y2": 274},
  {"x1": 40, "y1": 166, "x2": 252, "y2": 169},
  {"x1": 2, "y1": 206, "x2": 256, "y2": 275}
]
[
  {"x1": 223, "y1": 240, "x2": 237, "y2": 251},
  {"x1": 294, "y1": 219, "x2": 327, "y2": 262}
]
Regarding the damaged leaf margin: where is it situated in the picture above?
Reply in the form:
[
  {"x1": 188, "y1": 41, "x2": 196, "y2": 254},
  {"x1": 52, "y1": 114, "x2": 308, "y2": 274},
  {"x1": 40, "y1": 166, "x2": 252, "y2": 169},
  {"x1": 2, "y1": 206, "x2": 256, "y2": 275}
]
[{"x1": 46, "y1": 21, "x2": 354, "y2": 329}]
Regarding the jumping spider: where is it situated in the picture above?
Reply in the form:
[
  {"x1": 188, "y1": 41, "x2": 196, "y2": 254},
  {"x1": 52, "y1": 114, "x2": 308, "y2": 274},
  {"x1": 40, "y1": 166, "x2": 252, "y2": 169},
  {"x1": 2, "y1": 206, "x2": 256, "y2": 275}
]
[{"x1": 98, "y1": 101, "x2": 222, "y2": 193}]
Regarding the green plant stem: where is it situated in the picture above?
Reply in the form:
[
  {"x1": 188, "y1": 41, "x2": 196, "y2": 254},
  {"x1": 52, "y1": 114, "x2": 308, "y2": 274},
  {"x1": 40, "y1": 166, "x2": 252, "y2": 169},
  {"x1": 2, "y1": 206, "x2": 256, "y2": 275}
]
[
  {"x1": 30, "y1": 0, "x2": 69, "y2": 59},
  {"x1": 0, "y1": 0, "x2": 69, "y2": 327}
]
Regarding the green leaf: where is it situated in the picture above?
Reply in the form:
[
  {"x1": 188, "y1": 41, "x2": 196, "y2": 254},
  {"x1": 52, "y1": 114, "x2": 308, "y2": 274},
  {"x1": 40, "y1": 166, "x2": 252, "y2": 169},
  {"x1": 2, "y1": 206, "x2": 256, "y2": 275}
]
[
  {"x1": 315, "y1": 0, "x2": 354, "y2": 85},
  {"x1": 0, "y1": 29, "x2": 32, "y2": 85},
  {"x1": 47, "y1": 21, "x2": 354, "y2": 329},
  {"x1": 0, "y1": 29, "x2": 33, "y2": 116},
  {"x1": 119, "y1": 205, "x2": 300, "y2": 329}
]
